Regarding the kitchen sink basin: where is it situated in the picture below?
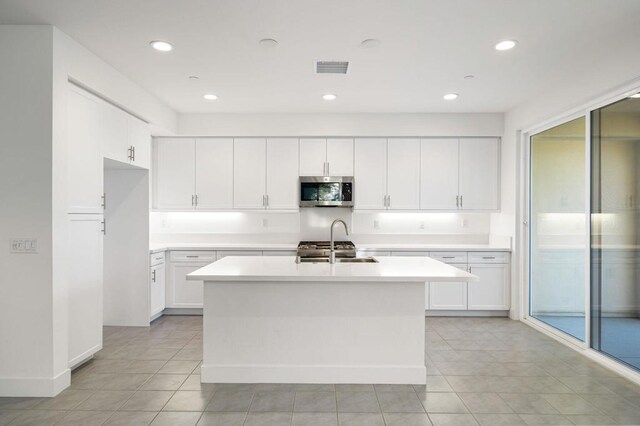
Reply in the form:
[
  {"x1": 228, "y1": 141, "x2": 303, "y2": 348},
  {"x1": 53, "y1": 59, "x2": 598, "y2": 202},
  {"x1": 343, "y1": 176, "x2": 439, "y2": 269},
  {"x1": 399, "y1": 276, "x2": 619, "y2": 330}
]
[{"x1": 297, "y1": 257, "x2": 378, "y2": 264}]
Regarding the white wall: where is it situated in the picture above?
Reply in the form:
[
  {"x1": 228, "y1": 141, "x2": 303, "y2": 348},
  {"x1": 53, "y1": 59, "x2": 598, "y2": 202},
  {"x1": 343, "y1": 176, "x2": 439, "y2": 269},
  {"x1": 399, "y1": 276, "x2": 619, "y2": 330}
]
[
  {"x1": 0, "y1": 25, "x2": 66, "y2": 397},
  {"x1": 178, "y1": 113, "x2": 504, "y2": 137}
]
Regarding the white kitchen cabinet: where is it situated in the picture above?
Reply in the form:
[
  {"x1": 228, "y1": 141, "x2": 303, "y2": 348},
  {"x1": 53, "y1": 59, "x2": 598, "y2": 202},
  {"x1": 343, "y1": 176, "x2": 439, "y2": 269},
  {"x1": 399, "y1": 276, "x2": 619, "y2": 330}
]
[
  {"x1": 299, "y1": 138, "x2": 353, "y2": 176},
  {"x1": 459, "y1": 138, "x2": 499, "y2": 210},
  {"x1": 154, "y1": 139, "x2": 196, "y2": 209},
  {"x1": 67, "y1": 86, "x2": 104, "y2": 214},
  {"x1": 266, "y1": 138, "x2": 299, "y2": 209},
  {"x1": 68, "y1": 214, "x2": 103, "y2": 368},
  {"x1": 195, "y1": 138, "x2": 234, "y2": 209},
  {"x1": 467, "y1": 263, "x2": 510, "y2": 310},
  {"x1": 428, "y1": 253, "x2": 468, "y2": 310},
  {"x1": 326, "y1": 138, "x2": 354, "y2": 176},
  {"x1": 234, "y1": 138, "x2": 267, "y2": 209},
  {"x1": 128, "y1": 116, "x2": 151, "y2": 169},
  {"x1": 354, "y1": 138, "x2": 388, "y2": 209},
  {"x1": 166, "y1": 251, "x2": 216, "y2": 309},
  {"x1": 149, "y1": 252, "x2": 165, "y2": 321},
  {"x1": 387, "y1": 138, "x2": 420, "y2": 210},
  {"x1": 420, "y1": 138, "x2": 459, "y2": 210},
  {"x1": 100, "y1": 101, "x2": 130, "y2": 164}
]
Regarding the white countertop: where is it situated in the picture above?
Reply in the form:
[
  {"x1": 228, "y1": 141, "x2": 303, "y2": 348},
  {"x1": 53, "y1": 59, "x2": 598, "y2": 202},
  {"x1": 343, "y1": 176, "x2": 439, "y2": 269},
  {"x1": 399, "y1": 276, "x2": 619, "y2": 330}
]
[
  {"x1": 150, "y1": 242, "x2": 511, "y2": 253},
  {"x1": 187, "y1": 256, "x2": 477, "y2": 283}
]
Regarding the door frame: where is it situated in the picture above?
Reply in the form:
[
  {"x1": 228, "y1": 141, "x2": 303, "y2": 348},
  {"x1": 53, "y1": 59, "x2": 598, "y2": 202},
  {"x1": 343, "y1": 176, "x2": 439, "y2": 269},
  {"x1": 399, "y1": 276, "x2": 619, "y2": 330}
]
[{"x1": 517, "y1": 78, "x2": 640, "y2": 380}]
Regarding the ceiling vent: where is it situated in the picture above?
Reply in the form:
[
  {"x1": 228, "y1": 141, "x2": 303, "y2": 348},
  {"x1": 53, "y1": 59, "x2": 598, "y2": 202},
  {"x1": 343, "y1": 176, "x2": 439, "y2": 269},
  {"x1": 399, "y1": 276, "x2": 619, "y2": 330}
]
[{"x1": 316, "y1": 61, "x2": 349, "y2": 74}]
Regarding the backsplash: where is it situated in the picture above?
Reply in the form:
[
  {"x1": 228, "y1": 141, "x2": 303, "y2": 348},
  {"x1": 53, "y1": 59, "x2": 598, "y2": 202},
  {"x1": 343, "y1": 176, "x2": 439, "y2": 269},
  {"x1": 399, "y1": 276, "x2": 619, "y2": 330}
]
[{"x1": 149, "y1": 209, "x2": 492, "y2": 245}]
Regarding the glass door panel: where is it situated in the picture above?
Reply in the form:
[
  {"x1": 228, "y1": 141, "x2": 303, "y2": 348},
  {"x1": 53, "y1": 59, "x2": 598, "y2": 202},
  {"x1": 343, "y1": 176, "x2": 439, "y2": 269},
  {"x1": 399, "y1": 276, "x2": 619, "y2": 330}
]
[
  {"x1": 530, "y1": 117, "x2": 586, "y2": 340},
  {"x1": 591, "y1": 93, "x2": 640, "y2": 370}
]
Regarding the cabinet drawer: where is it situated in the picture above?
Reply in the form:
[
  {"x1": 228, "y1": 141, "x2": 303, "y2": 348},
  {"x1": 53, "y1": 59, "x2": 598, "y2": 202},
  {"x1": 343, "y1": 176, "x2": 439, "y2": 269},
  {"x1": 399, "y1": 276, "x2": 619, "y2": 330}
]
[
  {"x1": 170, "y1": 250, "x2": 216, "y2": 262},
  {"x1": 430, "y1": 252, "x2": 467, "y2": 264},
  {"x1": 150, "y1": 252, "x2": 165, "y2": 266},
  {"x1": 468, "y1": 252, "x2": 509, "y2": 264}
]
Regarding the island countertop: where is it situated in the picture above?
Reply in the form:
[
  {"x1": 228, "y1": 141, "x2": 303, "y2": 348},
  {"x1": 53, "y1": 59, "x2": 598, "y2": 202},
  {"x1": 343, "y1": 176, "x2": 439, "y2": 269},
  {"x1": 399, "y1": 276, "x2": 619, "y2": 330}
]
[{"x1": 187, "y1": 255, "x2": 477, "y2": 282}]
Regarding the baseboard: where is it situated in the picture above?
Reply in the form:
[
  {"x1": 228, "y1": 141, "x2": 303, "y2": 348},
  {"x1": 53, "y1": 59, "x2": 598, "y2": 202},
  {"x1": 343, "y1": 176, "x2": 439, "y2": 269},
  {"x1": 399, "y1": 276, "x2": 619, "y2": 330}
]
[
  {"x1": 0, "y1": 368, "x2": 70, "y2": 397},
  {"x1": 425, "y1": 310, "x2": 509, "y2": 317},
  {"x1": 201, "y1": 364, "x2": 426, "y2": 385},
  {"x1": 162, "y1": 308, "x2": 203, "y2": 316},
  {"x1": 68, "y1": 343, "x2": 101, "y2": 369}
]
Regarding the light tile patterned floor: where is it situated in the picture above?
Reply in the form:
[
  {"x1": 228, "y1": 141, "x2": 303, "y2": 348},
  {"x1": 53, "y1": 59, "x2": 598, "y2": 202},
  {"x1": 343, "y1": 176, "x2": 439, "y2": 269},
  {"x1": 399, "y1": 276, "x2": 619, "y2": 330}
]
[{"x1": 2, "y1": 316, "x2": 640, "y2": 425}]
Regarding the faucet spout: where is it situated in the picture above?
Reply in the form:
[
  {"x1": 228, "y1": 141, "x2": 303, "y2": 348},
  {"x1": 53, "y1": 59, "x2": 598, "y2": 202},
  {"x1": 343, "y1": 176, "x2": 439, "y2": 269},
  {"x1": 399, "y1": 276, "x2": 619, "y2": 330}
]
[{"x1": 330, "y1": 219, "x2": 349, "y2": 264}]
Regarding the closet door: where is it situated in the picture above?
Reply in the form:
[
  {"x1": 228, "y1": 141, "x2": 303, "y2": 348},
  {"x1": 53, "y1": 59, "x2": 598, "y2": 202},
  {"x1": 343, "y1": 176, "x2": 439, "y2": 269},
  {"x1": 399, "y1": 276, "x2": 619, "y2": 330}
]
[{"x1": 195, "y1": 138, "x2": 234, "y2": 209}]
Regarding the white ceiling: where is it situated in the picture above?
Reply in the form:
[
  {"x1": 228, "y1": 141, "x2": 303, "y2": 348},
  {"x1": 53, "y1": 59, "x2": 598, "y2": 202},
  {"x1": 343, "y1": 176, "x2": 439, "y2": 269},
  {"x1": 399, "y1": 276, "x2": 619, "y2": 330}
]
[{"x1": 1, "y1": 0, "x2": 639, "y2": 114}]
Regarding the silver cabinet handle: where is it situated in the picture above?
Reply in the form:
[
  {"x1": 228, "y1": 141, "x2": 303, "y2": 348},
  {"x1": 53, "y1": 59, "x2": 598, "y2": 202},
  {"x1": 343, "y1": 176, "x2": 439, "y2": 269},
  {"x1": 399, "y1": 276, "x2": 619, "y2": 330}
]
[
  {"x1": 456, "y1": 195, "x2": 459, "y2": 208},
  {"x1": 186, "y1": 255, "x2": 199, "y2": 258},
  {"x1": 327, "y1": 162, "x2": 330, "y2": 176},
  {"x1": 387, "y1": 195, "x2": 391, "y2": 208},
  {"x1": 482, "y1": 256, "x2": 495, "y2": 259},
  {"x1": 460, "y1": 195, "x2": 463, "y2": 208},
  {"x1": 152, "y1": 269, "x2": 156, "y2": 283},
  {"x1": 101, "y1": 193, "x2": 106, "y2": 210},
  {"x1": 195, "y1": 194, "x2": 198, "y2": 207},
  {"x1": 191, "y1": 195, "x2": 195, "y2": 206},
  {"x1": 442, "y1": 256, "x2": 455, "y2": 259},
  {"x1": 131, "y1": 146, "x2": 135, "y2": 162},
  {"x1": 101, "y1": 220, "x2": 106, "y2": 235},
  {"x1": 266, "y1": 194, "x2": 269, "y2": 208}
]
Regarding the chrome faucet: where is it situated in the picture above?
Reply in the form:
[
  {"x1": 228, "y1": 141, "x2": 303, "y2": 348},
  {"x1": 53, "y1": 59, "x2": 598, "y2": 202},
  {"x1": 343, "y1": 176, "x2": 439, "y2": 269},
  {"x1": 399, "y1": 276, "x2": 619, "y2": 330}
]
[{"x1": 330, "y1": 219, "x2": 349, "y2": 264}]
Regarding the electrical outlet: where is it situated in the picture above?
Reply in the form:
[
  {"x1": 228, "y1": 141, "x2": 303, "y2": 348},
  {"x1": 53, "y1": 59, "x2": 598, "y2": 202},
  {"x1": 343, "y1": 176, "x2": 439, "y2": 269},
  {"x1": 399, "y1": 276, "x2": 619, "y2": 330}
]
[
  {"x1": 262, "y1": 218, "x2": 268, "y2": 228},
  {"x1": 419, "y1": 221, "x2": 425, "y2": 229},
  {"x1": 11, "y1": 238, "x2": 38, "y2": 254},
  {"x1": 461, "y1": 219, "x2": 469, "y2": 228},
  {"x1": 373, "y1": 220, "x2": 380, "y2": 230}
]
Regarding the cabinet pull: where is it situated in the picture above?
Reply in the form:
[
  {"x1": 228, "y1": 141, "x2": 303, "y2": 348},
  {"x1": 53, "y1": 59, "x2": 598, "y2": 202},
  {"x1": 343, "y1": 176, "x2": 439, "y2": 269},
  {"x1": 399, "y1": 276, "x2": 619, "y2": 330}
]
[
  {"x1": 152, "y1": 269, "x2": 156, "y2": 283},
  {"x1": 326, "y1": 162, "x2": 330, "y2": 176},
  {"x1": 442, "y1": 256, "x2": 455, "y2": 259},
  {"x1": 456, "y1": 195, "x2": 459, "y2": 208},
  {"x1": 482, "y1": 256, "x2": 496, "y2": 259},
  {"x1": 186, "y1": 255, "x2": 199, "y2": 258},
  {"x1": 195, "y1": 194, "x2": 198, "y2": 207},
  {"x1": 460, "y1": 195, "x2": 463, "y2": 208},
  {"x1": 101, "y1": 220, "x2": 106, "y2": 235},
  {"x1": 132, "y1": 146, "x2": 136, "y2": 162},
  {"x1": 387, "y1": 195, "x2": 391, "y2": 208},
  {"x1": 265, "y1": 194, "x2": 269, "y2": 208},
  {"x1": 191, "y1": 195, "x2": 195, "y2": 206},
  {"x1": 101, "y1": 193, "x2": 106, "y2": 210}
]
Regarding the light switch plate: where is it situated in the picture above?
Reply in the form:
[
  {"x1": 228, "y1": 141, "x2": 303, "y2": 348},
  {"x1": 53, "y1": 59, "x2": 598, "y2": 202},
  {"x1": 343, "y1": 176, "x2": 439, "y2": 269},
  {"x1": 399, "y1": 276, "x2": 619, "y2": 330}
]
[{"x1": 10, "y1": 238, "x2": 38, "y2": 254}]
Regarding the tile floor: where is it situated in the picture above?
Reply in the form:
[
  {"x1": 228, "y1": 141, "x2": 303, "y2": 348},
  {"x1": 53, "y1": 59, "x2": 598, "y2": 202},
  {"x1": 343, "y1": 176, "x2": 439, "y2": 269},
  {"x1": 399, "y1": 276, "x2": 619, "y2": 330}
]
[{"x1": 1, "y1": 316, "x2": 640, "y2": 425}]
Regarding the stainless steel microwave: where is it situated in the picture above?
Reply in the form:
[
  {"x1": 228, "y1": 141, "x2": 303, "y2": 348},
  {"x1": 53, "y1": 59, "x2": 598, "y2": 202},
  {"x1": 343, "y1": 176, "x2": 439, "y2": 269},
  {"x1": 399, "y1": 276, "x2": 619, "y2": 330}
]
[{"x1": 299, "y1": 176, "x2": 354, "y2": 207}]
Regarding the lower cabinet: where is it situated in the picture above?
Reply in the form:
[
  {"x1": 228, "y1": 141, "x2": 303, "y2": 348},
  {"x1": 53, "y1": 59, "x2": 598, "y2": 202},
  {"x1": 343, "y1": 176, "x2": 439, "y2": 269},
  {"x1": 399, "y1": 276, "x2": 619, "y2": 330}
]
[
  {"x1": 429, "y1": 278, "x2": 469, "y2": 310},
  {"x1": 166, "y1": 251, "x2": 216, "y2": 309},
  {"x1": 467, "y1": 263, "x2": 510, "y2": 310},
  {"x1": 149, "y1": 252, "x2": 165, "y2": 320},
  {"x1": 68, "y1": 214, "x2": 103, "y2": 368}
]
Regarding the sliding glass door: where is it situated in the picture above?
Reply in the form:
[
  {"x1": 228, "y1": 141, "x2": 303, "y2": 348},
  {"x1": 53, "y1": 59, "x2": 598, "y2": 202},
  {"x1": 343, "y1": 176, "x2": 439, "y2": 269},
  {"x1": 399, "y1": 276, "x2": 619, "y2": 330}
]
[
  {"x1": 529, "y1": 117, "x2": 586, "y2": 341},
  {"x1": 591, "y1": 93, "x2": 640, "y2": 370}
]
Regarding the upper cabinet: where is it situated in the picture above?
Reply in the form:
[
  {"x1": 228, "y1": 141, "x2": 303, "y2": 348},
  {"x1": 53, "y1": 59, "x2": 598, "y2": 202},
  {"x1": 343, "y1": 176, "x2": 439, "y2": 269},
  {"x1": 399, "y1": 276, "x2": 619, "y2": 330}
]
[
  {"x1": 67, "y1": 86, "x2": 104, "y2": 214},
  {"x1": 195, "y1": 139, "x2": 234, "y2": 209},
  {"x1": 421, "y1": 138, "x2": 499, "y2": 211},
  {"x1": 354, "y1": 138, "x2": 420, "y2": 210},
  {"x1": 154, "y1": 138, "x2": 196, "y2": 209},
  {"x1": 234, "y1": 138, "x2": 299, "y2": 210},
  {"x1": 101, "y1": 101, "x2": 150, "y2": 169},
  {"x1": 299, "y1": 138, "x2": 353, "y2": 176},
  {"x1": 128, "y1": 117, "x2": 151, "y2": 169}
]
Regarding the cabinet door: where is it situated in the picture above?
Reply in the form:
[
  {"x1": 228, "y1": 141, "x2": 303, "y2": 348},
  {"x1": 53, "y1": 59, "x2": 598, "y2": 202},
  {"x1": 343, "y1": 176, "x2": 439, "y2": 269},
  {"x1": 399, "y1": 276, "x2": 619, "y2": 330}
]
[
  {"x1": 234, "y1": 138, "x2": 267, "y2": 208},
  {"x1": 168, "y1": 263, "x2": 207, "y2": 308},
  {"x1": 420, "y1": 138, "x2": 459, "y2": 210},
  {"x1": 429, "y1": 281, "x2": 468, "y2": 310},
  {"x1": 299, "y1": 138, "x2": 326, "y2": 176},
  {"x1": 129, "y1": 117, "x2": 151, "y2": 169},
  {"x1": 266, "y1": 138, "x2": 299, "y2": 209},
  {"x1": 195, "y1": 138, "x2": 234, "y2": 209},
  {"x1": 150, "y1": 263, "x2": 165, "y2": 318},
  {"x1": 100, "y1": 101, "x2": 129, "y2": 163},
  {"x1": 354, "y1": 138, "x2": 387, "y2": 209},
  {"x1": 154, "y1": 139, "x2": 196, "y2": 209},
  {"x1": 326, "y1": 138, "x2": 354, "y2": 176},
  {"x1": 387, "y1": 138, "x2": 420, "y2": 210},
  {"x1": 459, "y1": 138, "x2": 499, "y2": 210},
  {"x1": 467, "y1": 263, "x2": 510, "y2": 310},
  {"x1": 68, "y1": 214, "x2": 103, "y2": 367},
  {"x1": 67, "y1": 87, "x2": 104, "y2": 213}
]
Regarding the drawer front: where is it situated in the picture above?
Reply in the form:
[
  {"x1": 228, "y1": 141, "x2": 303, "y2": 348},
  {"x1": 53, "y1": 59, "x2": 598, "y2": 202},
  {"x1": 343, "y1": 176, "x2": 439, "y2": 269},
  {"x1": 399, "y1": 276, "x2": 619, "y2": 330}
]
[
  {"x1": 170, "y1": 250, "x2": 217, "y2": 262},
  {"x1": 468, "y1": 252, "x2": 509, "y2": 264},
  {"x1": 430, "y1": 252, "x2": 467, "y2": 264},
  {"x1": 150, "y1": 252, "x2": 165, "y2": 266}
]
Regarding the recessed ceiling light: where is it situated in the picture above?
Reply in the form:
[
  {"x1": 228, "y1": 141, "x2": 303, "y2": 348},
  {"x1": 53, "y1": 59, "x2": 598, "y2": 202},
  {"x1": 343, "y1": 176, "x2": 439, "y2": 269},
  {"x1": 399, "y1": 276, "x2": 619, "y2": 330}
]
[
  {"x1": 464, "y1": 74, "x2": 475, "y2": 80},
  {"x1": 203, "y1": 94, "x2": 218, "y2": 101},
  {"x1": 495, "y1": 40, "x2": 517, "y2": 51},
  {"x1": 188, "y1": 75, "x2": 199, "y2": 80},
  {"x1": 150, "y1": 40, "x2": 173, "y2": 52},
  {"x1": 259, "y1": 38, "x2": 279, "y2": 47},
  {"x1": 360, "y1": 39, "x2": 382, "y2": 49},
  {"x1": 322, "y1": 94, "x2": 337, "y2": 101},
  {"x1": 443, "y1": 93, "x2": 459, "y2": 100},
  {"x1": 630, "y1": 93, "x2": 640, "y2": 98}
]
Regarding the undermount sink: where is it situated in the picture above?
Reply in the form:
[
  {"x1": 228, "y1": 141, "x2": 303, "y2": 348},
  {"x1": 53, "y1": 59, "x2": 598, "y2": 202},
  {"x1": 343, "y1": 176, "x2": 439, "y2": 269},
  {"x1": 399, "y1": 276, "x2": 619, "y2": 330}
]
[{"x1": 297, "y1": 257, "x2": 379, "y2": 264}]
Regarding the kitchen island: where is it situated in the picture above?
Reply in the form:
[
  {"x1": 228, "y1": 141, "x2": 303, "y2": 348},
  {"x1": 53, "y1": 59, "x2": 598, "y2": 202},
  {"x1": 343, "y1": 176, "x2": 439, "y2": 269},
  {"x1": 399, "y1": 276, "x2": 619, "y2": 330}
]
[{"x1": 188, "y1": 256, "x2": 475, "y2": 385}]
